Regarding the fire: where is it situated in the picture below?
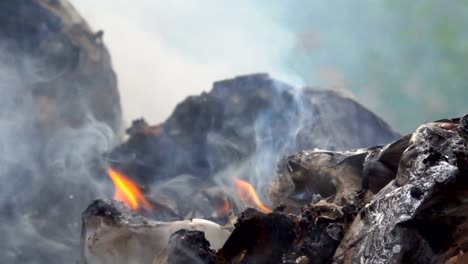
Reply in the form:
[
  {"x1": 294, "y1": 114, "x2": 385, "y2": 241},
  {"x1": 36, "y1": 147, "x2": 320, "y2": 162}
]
[
  {"x1": 216, "y1": 198, "x2": 231, "y2": 217},
  {"x1": 106, "y1": 168, "x2": 153, "y2": 212},
  {"x1": 234, "y1": 178, "x2": 272, "y2": 213}
]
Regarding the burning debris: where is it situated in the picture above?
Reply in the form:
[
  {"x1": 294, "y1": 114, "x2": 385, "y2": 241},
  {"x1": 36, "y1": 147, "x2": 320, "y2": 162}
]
[
  {"x1": 82, "y1": 114, "x2": 468, "y2": 264},
  {"x1": 79, "y1": 73, "x2": 403, "y2": 263},
  {"x1": 234, "y1": 178, "x2": 272, "y2": 213},
  {"x1": 3, "y1": 0, "x2": 467, "y2": 263},
  {"x1": 106, "y1": 74, "x2": 399, "y2": 220},
  {"x1": 107, "y1": 168, "x2": 153, "y2": 212}
]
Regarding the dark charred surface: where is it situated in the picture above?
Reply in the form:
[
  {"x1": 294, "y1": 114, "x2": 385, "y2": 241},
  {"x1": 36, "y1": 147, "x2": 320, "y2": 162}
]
[
  {"x1": 217, "y1": 208, "x2": 297, "y2": 264},
  {"x1": 216, "y1": 199, "x2": 360, "y2": 264},
  {"x1": 291, "y1": 201, "x2": 353, "y2": 263},
  {"x1": 168, "y1": 229, "x2": 217, "y2": 264},
  {"x1": 82, "y1": 199, "x2": 125, "y2": 224},
  {"x1": 269, "y1": 134, "x2": 411, "y2": 210},
  {"x1": 82, "y1": 199, "x2": 155, "y2": 226}
]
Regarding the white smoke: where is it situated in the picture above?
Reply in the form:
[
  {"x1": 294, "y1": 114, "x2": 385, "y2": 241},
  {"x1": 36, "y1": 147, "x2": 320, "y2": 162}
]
[
  {"x1": 71, "y1": 0, "x2": 302, "y2": 125},
  {"x1": 0, "y1": 35, "x2": 115, "y2": 263}
]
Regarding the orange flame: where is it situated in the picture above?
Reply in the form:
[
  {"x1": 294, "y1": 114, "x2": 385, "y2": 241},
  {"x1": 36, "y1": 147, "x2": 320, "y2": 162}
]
[
  {"x1": 216, "y1": 198, "x2": 231, "y2": 217},
  {"x1": 234, "y1": 178, "x2": 272, "y2": 213},
  {"x1": 107, "y1": 168, "x2": 153, "y2": 212}
]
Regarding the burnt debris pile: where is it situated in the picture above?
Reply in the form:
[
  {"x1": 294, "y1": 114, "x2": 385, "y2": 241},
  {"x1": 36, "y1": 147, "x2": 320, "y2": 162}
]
[
  {"x1": 82, "y1": 115, "x2": 468, "y2": 263},
  {"x1": 106, "y1": 73, "x2": 399, "y2": 220},
  {"x1": 82, "y1": 69, "x2": 468, "y2": 264}
]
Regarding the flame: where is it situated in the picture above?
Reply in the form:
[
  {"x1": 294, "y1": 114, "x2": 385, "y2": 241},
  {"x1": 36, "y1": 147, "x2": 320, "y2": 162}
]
[
  {"x1": 234, "y1": 178, "x2": 272, "y2": 213},
  {"x1": 107, "y1": 168, "x2": 153, "y2": 212},
  {"x1": 216, "y1": 198, "x2": 231, "y2": 217}
]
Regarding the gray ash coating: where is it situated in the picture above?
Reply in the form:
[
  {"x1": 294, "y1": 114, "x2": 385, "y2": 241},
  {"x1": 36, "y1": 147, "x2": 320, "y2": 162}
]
[{"x1": 335, "y1": 120, "x2": 468, "y2": 263}]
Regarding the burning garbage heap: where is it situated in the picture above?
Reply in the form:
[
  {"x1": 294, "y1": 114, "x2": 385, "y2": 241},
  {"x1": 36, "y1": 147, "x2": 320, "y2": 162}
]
[
  {"x1": 0, "y1": 1, "x2": 402, "y2": 262},
  {"x1": 3, "y1": 1, "x2": 467, "y2": 263},
  {"x1": 81, "y1": 73, "x2": 466, "y2": 263},
  {"x1": 83, "y1": 96, "x2": 468, "y2": 264},
  {"x1": 102, "y1": 73, "x2": 399, "y2": 222}
]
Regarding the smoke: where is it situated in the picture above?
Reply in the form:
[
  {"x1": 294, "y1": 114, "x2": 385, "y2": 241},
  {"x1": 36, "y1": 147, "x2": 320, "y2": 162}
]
[
  {"x1": 71, "y1": 0, "x2": 302, "y2": 125},
  {"x1": 0, "y1": 1, "x2": 118, "y2": 262},
  {"x1": 0, "y1": 50, "x2": 114, "y2": 263},
  {"x1": 72, "y1": 0, "x2": 468, "y2": 133},
  {"x1": 0, "y1": 53, "x2": 111, "y2": 263}
]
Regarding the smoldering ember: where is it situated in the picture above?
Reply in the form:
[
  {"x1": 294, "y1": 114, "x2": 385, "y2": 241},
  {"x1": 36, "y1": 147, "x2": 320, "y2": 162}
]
[{"x1": 1, "y1": 1, "x2": 468, "y2": 264}]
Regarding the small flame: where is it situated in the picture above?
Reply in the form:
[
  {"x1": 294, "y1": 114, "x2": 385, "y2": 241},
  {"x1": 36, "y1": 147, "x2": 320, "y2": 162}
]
[
  {"x1": 216, "y1": 198, "x2": 231, "y2": 217},
  {"x1": 235, "y1": 178, "x2": 272, "y2": 213},
  {"x1": 107, "y1": 168, "x2": 153, "y2": 212}
]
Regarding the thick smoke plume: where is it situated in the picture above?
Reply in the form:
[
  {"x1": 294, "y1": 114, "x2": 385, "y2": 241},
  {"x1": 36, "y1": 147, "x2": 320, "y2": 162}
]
[{"x1": 0, "y1": 1, "x2": 119, "y2": 262}]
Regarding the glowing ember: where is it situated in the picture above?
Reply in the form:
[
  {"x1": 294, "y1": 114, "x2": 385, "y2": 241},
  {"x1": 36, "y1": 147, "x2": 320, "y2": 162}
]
[
  {"x1": 107, "y1": 168, "x2": 153, "y2": 212},
  {"x1": 234, "y1": 178, "x2": 272, "y2": 213}
]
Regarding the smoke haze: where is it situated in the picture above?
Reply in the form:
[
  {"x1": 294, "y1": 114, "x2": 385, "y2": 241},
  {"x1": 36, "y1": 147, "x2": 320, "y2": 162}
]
[
  {"x1": 72, "y1": 0, "x2": 468, "y2": 133},
  {"x1": 72, "y1": 0, "x2": 301, "y2": 126}
]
